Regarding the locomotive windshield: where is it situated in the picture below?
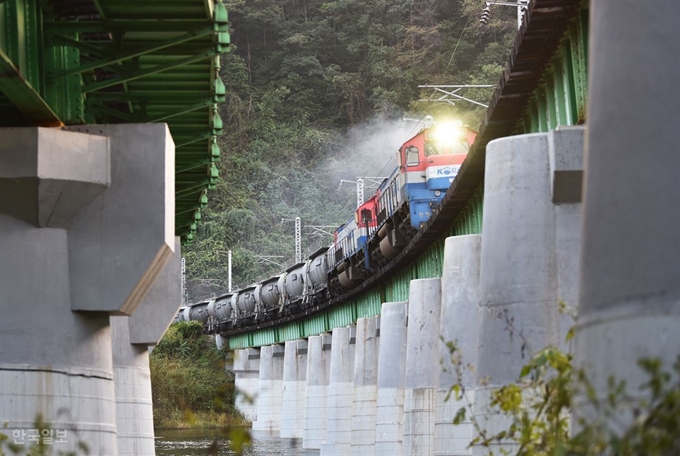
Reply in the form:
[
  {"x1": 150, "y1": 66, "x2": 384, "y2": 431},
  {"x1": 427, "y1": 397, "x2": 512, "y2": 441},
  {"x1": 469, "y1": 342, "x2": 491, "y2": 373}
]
[{"x1": 424, "y1": 142, "x2": 441, "y2": 156}]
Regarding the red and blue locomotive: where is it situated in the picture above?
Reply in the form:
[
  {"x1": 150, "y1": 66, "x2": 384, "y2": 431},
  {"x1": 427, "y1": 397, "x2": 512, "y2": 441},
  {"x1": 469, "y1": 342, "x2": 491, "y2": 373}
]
[{"x1": 327, "y1": 120, "x2": 477, "y2": 295}]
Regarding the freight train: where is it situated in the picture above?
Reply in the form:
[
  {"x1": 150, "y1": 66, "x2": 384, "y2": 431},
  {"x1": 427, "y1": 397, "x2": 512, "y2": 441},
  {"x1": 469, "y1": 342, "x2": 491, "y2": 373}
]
[{"x1": 177, "y1": 120, "x2": 477, "y2": 331}]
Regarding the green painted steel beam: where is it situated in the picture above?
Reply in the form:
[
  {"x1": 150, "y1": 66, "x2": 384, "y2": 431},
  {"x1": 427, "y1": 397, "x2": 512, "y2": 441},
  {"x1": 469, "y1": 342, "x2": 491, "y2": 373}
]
[
  {"x1": 83, "y1": 50, "x2": 221, "y2": 93},
  {"x1": 175, "y1": 132, "x2": 214, "y2": 147},
  {"x1": 86, "y1": 102, "x2": 135, "y2": 121},
  {"x1": 0, "y1": 50, "x2": 62, "y2": 126},
  {"x1": 44, "y1": 20, "x2": 226, "y2": 33},
  {"x1": 53, "y1": 27, "x2": 216, "y2": 79},
  {"x1": 145, "y1": 100, "x2": 214, "y2": 122},
  {"x1": 50, "y1": 35, "x2": 115, "y2": 59},
  {"x1": 87, "y1": 91, "x2": 224, "y2": 103},
  {"x1": 177, "y1": 160, "x2": 214, "y2": 173},
  {"x1": 176, "y1": 182, "x2": 211, "y2": 197}
]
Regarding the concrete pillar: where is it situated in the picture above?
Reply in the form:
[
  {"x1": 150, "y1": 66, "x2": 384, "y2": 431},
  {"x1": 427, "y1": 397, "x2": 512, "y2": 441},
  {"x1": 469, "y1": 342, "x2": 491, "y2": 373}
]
[
  {"x1": 0, "y1": 125, "x2": 174, "y2": 455},
  {"x1": 320, "y1": 326, "x2": 356, "y2": 456},
  {"x1": 216, "y1": 334, "x2": 227, "y2": 350},
  {"x1": 113, "y1": 238, "x2": 182, "y2": 455},
  {"x1": 436, "y1": 235, "x2": 482, "y2": 456},
  {"x1": 550, "y1": 127, "x2": 585, "y2": 348},
  {"x1": 403, "y1": 278, "x2": 442, "y2": 456},
  {"x1": 252, "y1": 344, "x2": 285, "y2": 432},
  {"x1": 475, "y1": 133, "x2": 556, "y2": 456},
  {"x1": 111, "y1": 318, "x2": 154, "y2": 455},
  {"x1": 474, "y1": 130, "x2": 583, "y2": 454},
  {"x1": 350, "y1": 316, "x2": 380, "y2": 456},
  {"x1": 575, "y1": 0, "x2": 680, "y2": 430},
  {"x1": 280, "y1": 339, "x2": 308, "y2": 439},
  {"x1": 303, "y1": 334, "x2": 332, "y2": 449},
  {"x1": 375, "y1": 301, "x2": 408, "y2": 456},
  {"x1": 234, "y1": 348, "x2": 260, "y2": 422}
]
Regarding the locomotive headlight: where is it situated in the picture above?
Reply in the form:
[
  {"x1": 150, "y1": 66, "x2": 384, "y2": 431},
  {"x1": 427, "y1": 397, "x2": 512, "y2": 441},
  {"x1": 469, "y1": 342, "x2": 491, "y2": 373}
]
[{"x1": 433, "y1": 120, "x2": 465, "y2": 146}]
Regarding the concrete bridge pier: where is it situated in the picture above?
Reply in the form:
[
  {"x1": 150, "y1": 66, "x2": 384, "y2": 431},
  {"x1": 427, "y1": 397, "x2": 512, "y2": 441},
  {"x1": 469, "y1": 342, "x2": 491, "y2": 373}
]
[
  {"x1": 375, "y1": 301, "x2": 408, "y2": 456},
  {"x1": 252, "y1": 344, "x2": 284, "y2": 431},
  {"x1": 350, "y1": 316, "x2": 380, "y2": 456},
  {"x1": 111, "y1": 319, "x2": 155, "y2": 456},
  {"x1": 403, "y1": 278, "x2": 442, "y2": 456},
  {"x1": 436, "y1": 234, "x2": 482, "y2": 456},
  {"x1": 112, "y1": 238, "x2": 182, "y2": 455},
  {"x1": 575, "y1": 0, "x2": 680, "y2": 432},
  {"x1": 474, "y1": 129, "x2": 583, "y2": 455},
  {"x1": 0, "y1": 125, "x2": 175, "y2": 455},
  {"x1": 280, "y1": 339, "x2": 308, "y2": 439},
  {"x1": 233, "y1": 348, "x2": 260, "y2": 422},
  {"x1": 320, "y1": 326, "x2": 356, "y2": 456},
  {"x1": 303, "y1": 334, "x2": 332, "y2": 449}
]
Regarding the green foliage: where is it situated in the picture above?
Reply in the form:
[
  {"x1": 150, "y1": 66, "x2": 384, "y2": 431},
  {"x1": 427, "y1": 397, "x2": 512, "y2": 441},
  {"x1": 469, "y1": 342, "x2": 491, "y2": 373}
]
[
  {"x1": 185, "y1": 0, "x2": 519, "y2": 299},
  {"x1": 446, "y1": 342, "x2": 680, "y2": 456},
  {"x1": 149, "y1": 322, "x2": 245, "y2": 430}
]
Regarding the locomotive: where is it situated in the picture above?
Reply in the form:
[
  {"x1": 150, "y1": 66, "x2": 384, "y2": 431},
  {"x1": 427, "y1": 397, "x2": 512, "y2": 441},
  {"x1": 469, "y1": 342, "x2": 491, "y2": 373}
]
[{"x1": 177, "y1": 120, "x2": 477, "y2": 331}]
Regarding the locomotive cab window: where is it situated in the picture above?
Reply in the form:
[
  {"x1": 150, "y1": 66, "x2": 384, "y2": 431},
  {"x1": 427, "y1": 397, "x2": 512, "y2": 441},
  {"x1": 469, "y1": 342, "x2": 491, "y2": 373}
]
[
  {"x1": 405, "y1": 146, "x2": 420, "y2": 166},
  {"x1": 361, "y1": 208, "x2": 372, "y2": 224},
  {"x1": 424, "y1": 142, "x2": 441, "y2": 156}
]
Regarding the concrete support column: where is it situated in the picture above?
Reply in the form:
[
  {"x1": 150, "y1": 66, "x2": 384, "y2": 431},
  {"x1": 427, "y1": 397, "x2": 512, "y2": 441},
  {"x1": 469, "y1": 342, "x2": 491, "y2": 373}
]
[
  {"x1": 403, "y1": 278, "x2": 442, "y2": 456},
  {"x1": 320, "y1": 326, "x2": 356, "y2": 456},
  {"x1": 0, "y1": 125, "x2": 174, "y2": 456},
  {"x1": 113, "y1": 238, "x2": 182, "y2": 455},
  {"x1": 252, "y1": 344, "x2": 285, "y2": 432},
  {"x1": 280, "y1": 339, "x2": 307, "y2": 439},
  {"x1": 475, "y1": 133, "x2": 557, "y2": 456},
  {"x1": 550, "y1": 127, "x2": 585, "y2": 347},
  {"x1": 474, "y1": 129, "x2": 583, "y2": 455},
  {"x1": 351, "y1": 317, "x2": 380, "y2": 456},
  {"x1": 233, "y1": 348, "x2": 260, "y2": 422},
  {"x1": 303, "y1": 334, "x2": 332, "y2": 449},
  {"x1": 375, "y1": 302, "x2": 408, "y2": 456},
  {"x1": 436, "y1": 235, "x2": 482, "y2": 456},
  {"x1": 111, "y1": 317, "x2": 155, "y2": 455},
  {"x1": 575, "y1": 0, "x2": 680, "y2": 430}
]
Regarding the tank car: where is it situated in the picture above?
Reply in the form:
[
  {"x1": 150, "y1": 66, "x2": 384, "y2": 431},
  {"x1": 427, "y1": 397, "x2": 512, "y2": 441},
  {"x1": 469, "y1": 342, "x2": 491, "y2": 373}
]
[
  {"x1": 259, "y1": 275, "x2": 283, "y2": 313},
  {"x1": 186, "y1": 119, "x2": 476, "y2": 334}
]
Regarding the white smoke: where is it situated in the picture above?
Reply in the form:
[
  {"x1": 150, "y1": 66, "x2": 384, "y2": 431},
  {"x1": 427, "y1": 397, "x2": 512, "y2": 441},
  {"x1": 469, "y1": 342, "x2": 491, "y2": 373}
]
[{"x1": 322, "y1": 115, "x2": 431, "y2": 202}]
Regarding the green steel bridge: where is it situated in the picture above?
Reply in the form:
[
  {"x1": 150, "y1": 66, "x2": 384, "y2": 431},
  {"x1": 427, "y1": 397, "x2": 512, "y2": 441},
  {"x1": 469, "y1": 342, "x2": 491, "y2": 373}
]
[
  {"x1": 0, "y1": 0, "x2": 589, "y2": 351},
  {"x1": 219, "y1": 0, "x2": 589, "y2": 350},
  {"x1": 0, "y1": 0, "x2": 229, "y2": 243}
]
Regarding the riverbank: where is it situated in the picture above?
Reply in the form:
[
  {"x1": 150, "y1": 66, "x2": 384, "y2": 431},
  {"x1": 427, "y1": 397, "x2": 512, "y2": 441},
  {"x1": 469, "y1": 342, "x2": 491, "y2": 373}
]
[
  {"x1": 153, "y1": 409, "x2": 249, "y2": 430},
  {"x1": 150, "y1": 322, "x2": 249, "y2": 430},
  {"x1": 155, "y1": 428, "x2": 318, "y2": 456}
]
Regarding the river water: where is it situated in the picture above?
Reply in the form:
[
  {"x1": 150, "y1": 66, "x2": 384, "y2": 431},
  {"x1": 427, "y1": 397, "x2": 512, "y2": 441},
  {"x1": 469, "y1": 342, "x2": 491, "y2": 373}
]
[{"x1": 155, "y1": 429, "x2": 320, "y2": 456}]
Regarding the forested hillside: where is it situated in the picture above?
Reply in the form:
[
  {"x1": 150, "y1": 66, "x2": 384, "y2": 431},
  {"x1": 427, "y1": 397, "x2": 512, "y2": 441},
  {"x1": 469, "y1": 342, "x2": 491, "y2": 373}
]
[{"x1": 184, "y1": 0, "x2": 518, "y2": 300}]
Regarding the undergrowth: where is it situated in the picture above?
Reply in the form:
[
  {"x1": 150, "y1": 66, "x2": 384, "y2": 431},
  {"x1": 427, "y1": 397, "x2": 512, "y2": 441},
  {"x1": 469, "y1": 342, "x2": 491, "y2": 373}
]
[{"x1": 149, "y1": 321, "x2": 247, "y2": 430}]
